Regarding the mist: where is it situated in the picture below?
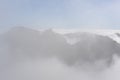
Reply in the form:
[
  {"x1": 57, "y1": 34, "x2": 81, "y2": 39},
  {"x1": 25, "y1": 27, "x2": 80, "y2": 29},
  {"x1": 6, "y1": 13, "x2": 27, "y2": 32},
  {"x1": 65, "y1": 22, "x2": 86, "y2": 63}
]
[{"x1": 0, "y1": 27, "x2": 120, "y2": 80}]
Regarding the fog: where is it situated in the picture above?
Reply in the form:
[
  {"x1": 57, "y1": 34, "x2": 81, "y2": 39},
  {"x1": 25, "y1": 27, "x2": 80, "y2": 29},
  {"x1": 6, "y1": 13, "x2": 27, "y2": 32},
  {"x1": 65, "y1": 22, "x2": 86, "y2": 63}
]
[{"x1": 0, "y1": 27, "x2": 120, "y2": 80}]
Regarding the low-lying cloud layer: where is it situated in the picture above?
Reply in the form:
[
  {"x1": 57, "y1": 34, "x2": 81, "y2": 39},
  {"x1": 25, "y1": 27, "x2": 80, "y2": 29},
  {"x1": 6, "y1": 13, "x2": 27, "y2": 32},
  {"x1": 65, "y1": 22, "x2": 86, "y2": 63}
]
[{"x1": 0, "y1": 27, "x2": 120, "y2": 80}]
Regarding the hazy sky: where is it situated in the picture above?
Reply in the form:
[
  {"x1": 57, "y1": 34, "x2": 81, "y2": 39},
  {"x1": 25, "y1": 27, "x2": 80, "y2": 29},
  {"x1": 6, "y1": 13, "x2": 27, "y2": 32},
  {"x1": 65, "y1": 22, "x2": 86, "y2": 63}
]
[{"x1": 0, "y1": 0, "x2": 120, "y2": 30}]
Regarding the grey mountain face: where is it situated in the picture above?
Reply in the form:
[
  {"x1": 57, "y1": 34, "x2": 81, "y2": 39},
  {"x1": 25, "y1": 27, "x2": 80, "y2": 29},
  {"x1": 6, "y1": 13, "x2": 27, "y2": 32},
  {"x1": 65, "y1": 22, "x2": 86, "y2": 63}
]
[
  {"x1": 116, "y1": 33, "x2": 120, "y2": 37},
  {"x1": 66, "y1": 33, "x2": 120, "y2": 67},
  {"x1": 0, "y1": 27, "x2": 120, "y2": 70}
]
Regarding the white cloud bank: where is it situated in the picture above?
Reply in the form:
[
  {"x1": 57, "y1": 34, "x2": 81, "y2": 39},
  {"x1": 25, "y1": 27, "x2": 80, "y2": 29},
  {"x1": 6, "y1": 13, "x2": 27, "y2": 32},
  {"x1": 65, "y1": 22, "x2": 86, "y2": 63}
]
[{"x1": 0, "y1": 27, "x2": 120, "y2": 80}]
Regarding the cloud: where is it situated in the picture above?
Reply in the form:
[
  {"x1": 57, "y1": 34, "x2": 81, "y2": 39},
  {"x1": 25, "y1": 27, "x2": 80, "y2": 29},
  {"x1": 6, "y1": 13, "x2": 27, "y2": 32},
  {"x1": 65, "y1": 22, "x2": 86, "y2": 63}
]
[{"x1": 0, "y1": 27, "x2": 120, "y2": 80}]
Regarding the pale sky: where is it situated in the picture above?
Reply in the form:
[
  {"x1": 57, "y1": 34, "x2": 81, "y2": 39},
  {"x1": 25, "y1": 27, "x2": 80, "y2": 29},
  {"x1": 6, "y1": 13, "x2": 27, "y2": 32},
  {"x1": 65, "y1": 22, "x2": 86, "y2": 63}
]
[{"x1": 0, "y1": 0, "x2": 120, "y2": 30}]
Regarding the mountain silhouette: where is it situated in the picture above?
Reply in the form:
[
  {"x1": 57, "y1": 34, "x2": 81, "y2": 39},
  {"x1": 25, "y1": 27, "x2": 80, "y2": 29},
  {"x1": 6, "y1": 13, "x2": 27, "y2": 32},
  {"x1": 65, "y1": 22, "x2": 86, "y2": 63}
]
[{"x1": 1, "y1": 27, "x2": 120, "y2": 69}]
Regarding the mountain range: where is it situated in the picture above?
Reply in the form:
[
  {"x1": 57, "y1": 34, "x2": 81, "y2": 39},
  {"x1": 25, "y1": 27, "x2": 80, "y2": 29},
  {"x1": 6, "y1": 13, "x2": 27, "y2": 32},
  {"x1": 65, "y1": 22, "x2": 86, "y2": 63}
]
[{"x1": 0, "y1": 27, "x2": 120, "y2": 70}]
